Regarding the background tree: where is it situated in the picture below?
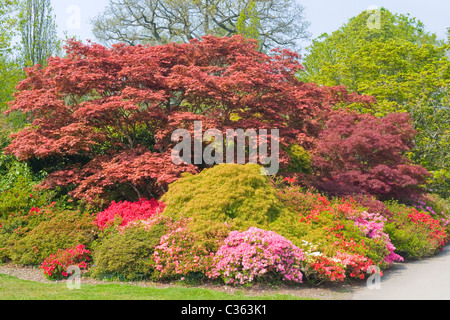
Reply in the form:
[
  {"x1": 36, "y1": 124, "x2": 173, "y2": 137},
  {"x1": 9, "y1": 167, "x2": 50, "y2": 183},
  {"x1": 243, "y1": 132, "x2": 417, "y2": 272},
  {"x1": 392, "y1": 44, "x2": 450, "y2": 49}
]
[
  {"x1": 91, "y1": 0, "x2": 310, "y2": 52},
  {"x1": 235, "y1": 0, "x2": 260, "y2": 44},
  {"x1": 299, "y1": 8, "x2": 450, "y2": 198},
  {"x1": 0, "y1": 0, "x2": 18, "y2": 54},
  {"x1": 0, "y1": 0, "x2": 25, "y2": 147},
  {"x1": 0, "y1": 0, "x2": 20, "y2": 109},
  {"x1": 18, "y1": 0, "x2": 60, "y2": 67}
]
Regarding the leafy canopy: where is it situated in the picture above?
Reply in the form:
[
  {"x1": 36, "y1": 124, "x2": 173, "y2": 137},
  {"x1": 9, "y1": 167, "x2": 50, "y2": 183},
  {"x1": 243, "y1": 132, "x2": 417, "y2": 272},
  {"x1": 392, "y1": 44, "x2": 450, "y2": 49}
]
[{"x1": 5, "y1": 35, "x2": 370, "y2": 206}]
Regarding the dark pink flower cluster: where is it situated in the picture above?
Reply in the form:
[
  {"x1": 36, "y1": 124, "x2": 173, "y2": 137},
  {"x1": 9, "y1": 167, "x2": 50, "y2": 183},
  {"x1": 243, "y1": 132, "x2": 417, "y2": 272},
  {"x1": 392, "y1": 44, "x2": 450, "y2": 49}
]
[
  {"x1": 95, "y1": 198, "x2": 165, "y2": 230},
  {"x1": 40, "y1": 244, "x2": 91, "y2": 280}
]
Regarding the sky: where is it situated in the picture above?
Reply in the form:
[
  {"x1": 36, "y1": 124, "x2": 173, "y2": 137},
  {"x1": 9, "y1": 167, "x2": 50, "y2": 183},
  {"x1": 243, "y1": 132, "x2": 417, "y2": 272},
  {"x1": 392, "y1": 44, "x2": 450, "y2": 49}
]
[{"x1": 51, "y1": 0, "x2": 450, "y2": 49}]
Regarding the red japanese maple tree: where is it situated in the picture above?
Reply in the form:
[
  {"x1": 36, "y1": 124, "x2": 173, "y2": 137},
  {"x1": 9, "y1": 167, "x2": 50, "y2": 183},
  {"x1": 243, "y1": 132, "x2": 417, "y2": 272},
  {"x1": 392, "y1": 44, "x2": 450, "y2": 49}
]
[
  {"x1": 312, "y1": 111, "x2": 431, "y2": 200},
  {"x1": 4, "y1": 35, "x2": 373, "y2": 205}
]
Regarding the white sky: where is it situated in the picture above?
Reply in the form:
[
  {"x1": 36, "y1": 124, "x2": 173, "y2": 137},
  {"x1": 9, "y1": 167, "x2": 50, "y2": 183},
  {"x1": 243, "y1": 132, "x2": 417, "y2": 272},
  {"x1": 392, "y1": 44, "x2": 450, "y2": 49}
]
[{"x1": 51, "y1": 0, "x2": 450, "y2": 48}]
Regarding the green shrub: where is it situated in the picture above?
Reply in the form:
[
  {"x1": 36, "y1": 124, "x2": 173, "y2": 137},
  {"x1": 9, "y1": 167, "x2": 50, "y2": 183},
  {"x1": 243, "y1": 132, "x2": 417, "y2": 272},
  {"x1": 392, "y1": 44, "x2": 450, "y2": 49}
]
[
  {"x1": 385, "y1": 201, "x2": 448, "y2": 260},
  {"x1": 161, "y1": 163, "x2": 285, "y2": 231},
  {"x1": 384, "y1": 223, "x2": 434, "y2": 261},
  {"x1": 0, "y1": 155, "x2": 54, "y2": 219},
  {"x1": 285, "y1": 144, "x2": 312, "y2": 174},
  {"x1": 10, "y1": 209, "x2": 98, "y2": 266},
  {"x1": 0, "y1": 207, "x2": 53, "y2": 263},
  {"x1": 0, "y1": 233, "x2": 20, "y2": 263},
  {"x1": 90, "y1": 216, "x2": 169, "y2": 281}
]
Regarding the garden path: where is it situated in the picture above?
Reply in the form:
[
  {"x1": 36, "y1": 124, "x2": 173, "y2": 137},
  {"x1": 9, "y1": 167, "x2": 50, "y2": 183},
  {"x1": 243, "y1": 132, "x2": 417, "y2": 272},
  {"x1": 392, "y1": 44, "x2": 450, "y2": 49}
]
[{"x1": 350, "y1": 244, "x2": 450, "y2": 300}]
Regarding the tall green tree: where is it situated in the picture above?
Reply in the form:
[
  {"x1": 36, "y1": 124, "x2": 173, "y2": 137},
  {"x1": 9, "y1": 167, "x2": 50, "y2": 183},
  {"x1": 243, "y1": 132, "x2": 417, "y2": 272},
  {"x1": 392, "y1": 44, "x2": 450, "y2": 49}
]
[
  {"x1": 0, "y1": 1, "x2": 24, "y2": 147},
  {"x1": 0, "y1": 0, "x2": 19, "y2": 54},
  {"x1": 18, "y1": 0, "x2": 60, "y2": 67},
  {"x1": 0, "y1": 0, "x2": 19, "y2": 105},
  {"x1": 300, "y1": 8, "x2": 450, "y2": 198},
  {"x1": 236, "y1": 1, "x2": 260, "y2": 45},
  {"x1": 91, "y1": 0, "x2": 310, "y2": 52}
]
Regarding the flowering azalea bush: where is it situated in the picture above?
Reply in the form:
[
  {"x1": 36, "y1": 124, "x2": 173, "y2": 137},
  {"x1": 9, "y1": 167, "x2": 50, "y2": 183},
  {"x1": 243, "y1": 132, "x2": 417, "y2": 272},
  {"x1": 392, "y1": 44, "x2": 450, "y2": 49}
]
[
  {"x1": 407, "y1": 210, "x2": 448, "y2": 248},
  {"x1": 411, "y1": 194, "x2": 450, "y2": 234},
  {"x1": 348, "y1": 211, "x2": 403, "y2": 264},
  {"x1": 208, "y1": 227, "x2": 305, "y2": 285},
  {"x1": 95, "y1": 198, "x2": 165, "y2": 231},
  {"x1": 304, "y1": 254, "x2": 346, "y2": 283},
  {"x1": 153, "y1": 218, "x2": 231, "y2": 280},
  {"x1": 272, "y1": 184, "x2": 405, "y2": 282},
  {"x1": 40, "y1": 244, "x2": 91, "y2": 280},
  {"x1": 385, "y1": 203, "x2": 449, "y2": 260},
  {"x1": 299, "y1": 240, "x2": 379, "y2": 283}
]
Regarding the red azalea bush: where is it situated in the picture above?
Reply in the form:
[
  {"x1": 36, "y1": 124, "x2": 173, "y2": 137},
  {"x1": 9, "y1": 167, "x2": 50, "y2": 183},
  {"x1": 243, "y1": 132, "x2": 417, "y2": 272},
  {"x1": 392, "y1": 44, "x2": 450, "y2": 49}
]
[
  {"x1": 40, "y1": 244, "x2": 91, "y2": 280},
  {"x1": 300, "y1": 241, "x2": 378, "y2": 283},
  {"x1": 385, "y1": 204, "x2": 449, "y2": 260},
  {"x1": 407, "y1": 210, "x2": 448, "y2": 248},
  {"x1": 95, "y1": 198, "x2": 165, "y2": 230},
  {"x1": 207, "y1": 227, "x2": 305, "y2": 285},
  {"x1": 334, "y1": 251, "x2": 375, "y2": 280},
  {"x1": 273, "y1": 184, "x2": 403, "y2": 282},
  {"x1": 410, "y1": 194, "x2": 450, "y2": 234},
  {"x1": 305, "y1": 254, "x2": 346, "y2": 283}
]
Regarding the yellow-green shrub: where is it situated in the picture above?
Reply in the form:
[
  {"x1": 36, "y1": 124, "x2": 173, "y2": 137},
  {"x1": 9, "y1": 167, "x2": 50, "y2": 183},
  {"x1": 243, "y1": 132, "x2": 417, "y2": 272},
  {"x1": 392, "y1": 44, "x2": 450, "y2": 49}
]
[
  {"x1": 285, "y1": 144, "x2": 312, "y2": 174},
  {"x1": 10, "y1": 209, "x2": 98, "y2": 266},
  {"x1": 161, "y1": 163, "x2": 285, "y2": 231},
  {"x1": 90, "y1": 217, "x2": 168, "y2": 281}
]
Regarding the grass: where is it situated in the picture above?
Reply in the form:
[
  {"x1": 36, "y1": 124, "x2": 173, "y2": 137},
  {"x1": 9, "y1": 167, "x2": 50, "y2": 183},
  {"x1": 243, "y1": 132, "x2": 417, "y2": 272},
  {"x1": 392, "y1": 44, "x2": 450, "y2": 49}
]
[{"x1": 0, "y1": 274, "x2": 316, "y2": 300}]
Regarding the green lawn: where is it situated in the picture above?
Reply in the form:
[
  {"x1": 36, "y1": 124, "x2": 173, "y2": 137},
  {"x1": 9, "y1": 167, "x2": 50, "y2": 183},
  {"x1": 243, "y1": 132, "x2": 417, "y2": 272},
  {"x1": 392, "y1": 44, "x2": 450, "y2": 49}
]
[{"x1": 0, "y1": 274, "x2": 315, "y2": 300}]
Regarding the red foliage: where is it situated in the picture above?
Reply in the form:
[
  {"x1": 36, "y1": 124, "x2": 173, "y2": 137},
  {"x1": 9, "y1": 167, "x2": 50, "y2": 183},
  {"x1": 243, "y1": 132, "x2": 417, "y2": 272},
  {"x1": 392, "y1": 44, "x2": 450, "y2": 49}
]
[
  {"x1": 5, "y1": 36, "x2": 372, "y2": 205},
  {"x1": 312, "y1": 111, "x2": 430, "y2": 200},
  {"x1": 351, "y1": 194, "x2": 393, "y2": 219}
]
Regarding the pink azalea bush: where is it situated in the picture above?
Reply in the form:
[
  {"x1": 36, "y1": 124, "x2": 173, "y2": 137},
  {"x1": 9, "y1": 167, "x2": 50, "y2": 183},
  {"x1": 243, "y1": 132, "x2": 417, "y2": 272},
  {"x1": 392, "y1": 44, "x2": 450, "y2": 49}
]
[
  {"x1": 153, "y1": 218, "x2": 229, "y2": 279},
  {"x1": 40, "y1": 244, "x2": 91, "y2": 280},
  {"x1": 207, "y1": 227, "x2": 305, "y2": 285},
  {"x1": 95, "y1": 198, "x2": 165, "y2": 230},
  {"x1": 350, "y1": 211, "x2": 404, "y2": 264}
]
